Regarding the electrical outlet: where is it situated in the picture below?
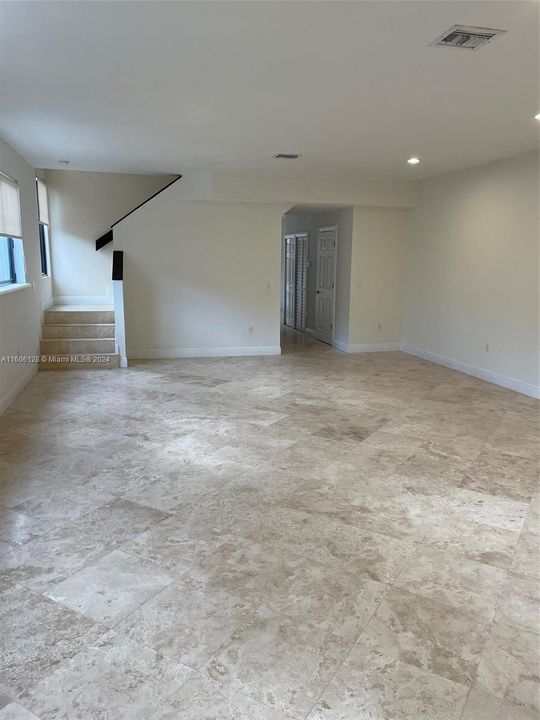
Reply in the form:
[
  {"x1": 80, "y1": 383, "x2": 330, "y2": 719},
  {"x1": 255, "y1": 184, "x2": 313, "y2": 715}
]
[
  {"x1": 248, "y1": 326, "x2": 254, "y2": 334},
  {"x1": 377, "y1": 322, "x2": 382, "y2": 331},
  {"x1": 485, "y1": 343, "x2": 490, "y2": 353}
]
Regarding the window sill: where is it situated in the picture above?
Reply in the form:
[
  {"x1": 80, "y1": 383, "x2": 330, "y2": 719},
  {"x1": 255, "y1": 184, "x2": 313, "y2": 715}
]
[{"x1": 0, "y1": 283, "x2": 32, "y2": 296}]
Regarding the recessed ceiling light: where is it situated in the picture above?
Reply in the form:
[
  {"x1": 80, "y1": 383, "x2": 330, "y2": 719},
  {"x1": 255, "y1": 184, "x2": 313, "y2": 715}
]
[
  {"x1": 273, "y1": 153, "x2": 301, "y2": 160},
  {"x1": 407, "y1": 157, "x2": 420, "y2": 165},
  {"x1": 535, "y1": 113, "x2": 540, "y2": 121}
]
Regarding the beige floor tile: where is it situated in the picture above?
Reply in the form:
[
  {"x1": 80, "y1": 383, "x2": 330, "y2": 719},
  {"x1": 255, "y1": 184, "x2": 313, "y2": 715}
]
[
  {"x1": 0, "y1": 585, "x2": 104, "y2": 698},
  {"x1": 511, "y1": 532, "x2": 540, "y2": 581},
  {"x1": 476, "y1": 620, "x2": 540, "y2": 715},
  {"x1": 229, "y1": 503, "x2": 418, "y2": 584},
  {"x1": 46, "y1": 549, "x2": 172, "y2": 625},
  {"x1": 421, "y1": 517, "x2": 520, "y2": 569},
  {"x1": 308, "y1": 641, "x2": 468, "y2": 720},
  {"x1": 0, "y1": 704, "x2": 41, "y2": 720},
  {"x1": 394, "y1": 548, "x2": 506, "y2": 616},
  {"x1": 10, "y1": 487, "x2": 114, "y2": 529},
  {"x1": 462, "y1": 686, "x2": 537, "y2": 720},
  {"x1": 120, "y1": 519, "x2": 225, "y2": 575},
  {"x1": 149, "y1": 673, "x2": 291, "y2": 720},
  {"x1": 25, "y1": 631, "x2": 194, "y2": 720},
  {"x1": 0, "y1": 508, "x2": 45, "y2": 549},
  {"x1": 461, "y1": 450, "x2": 539, "y2": 502},
  {"x1": 496, "y1": 573, "x2": 540, "y2": 632},
  {"x1": 204, "y1": 616, "x2": 349, "y2": 719},
  {"x1": 364, "y1": 588, "x2": 492, "y2": 684},
  {"x1": 0, "y1": 524, "x2": 110, "y2": 594},
  {"x1": 69, "y1": 498, "x2": 170, "y2": 546},
  {"x1": 261, "y1": 559, "x2": 386, "y2": 641},
  {"x1": 117, "y1": 575, "x2": 257, "y2": 669}
]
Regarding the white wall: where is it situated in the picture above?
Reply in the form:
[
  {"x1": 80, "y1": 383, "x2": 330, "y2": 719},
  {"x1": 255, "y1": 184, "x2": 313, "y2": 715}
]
[
  {"x1": 346, "y1": 207, "x2": 409, "y2": 351},
  {"x1": 403, "y1": 151, "x2": 539, "y2": 397},
  {"x1": 45, "y1": 170, "x2": 174, "y2": 303},
  {"x1": 202, "y1": 171, "x2": 418, "y2": 208},
  {"x1": 114, "y1": 181, "x2": 288, "y2": 357},
  {"x1": 0, "y1": 138, "x2": 52, "y2": 413}
]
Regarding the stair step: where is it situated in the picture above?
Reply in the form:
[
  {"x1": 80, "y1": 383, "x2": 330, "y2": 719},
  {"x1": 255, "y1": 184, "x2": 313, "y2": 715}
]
[
  {"x1": 42, "y1": 323, "x2": 115, "y2": 339},
  {"x1": 44, "y1": 309, "x2": 115, "y2": 325},
  {"x1": 40, "y1": 338, "x2": 116, "y2": 354},
  {"x1": 38, "y1": 353, "x2": 119, "y2": 371}
]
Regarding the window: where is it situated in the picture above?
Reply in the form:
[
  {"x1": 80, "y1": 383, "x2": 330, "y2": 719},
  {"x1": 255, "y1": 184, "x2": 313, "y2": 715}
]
[
  {"x1": 0, "y1": 237, "x2": 16, "y2": 285},
  {"x1": 39, "y1": 224, "x2": 49, "y2": 277},
  {"x1": 36, "y1": 178, "x2": 50, "y2": 276},
  {"x1": 0, "y1": 171, "x2": 22, "y2": 286}
]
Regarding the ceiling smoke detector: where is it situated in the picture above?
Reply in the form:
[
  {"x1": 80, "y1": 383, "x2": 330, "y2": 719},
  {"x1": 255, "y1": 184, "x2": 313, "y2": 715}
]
[
  {"x1": 430, "y1": 25, "x2": 506, "y2": 51},
  {"x1": 273, "y1": 153, "x2": 301, "y2": 160}
]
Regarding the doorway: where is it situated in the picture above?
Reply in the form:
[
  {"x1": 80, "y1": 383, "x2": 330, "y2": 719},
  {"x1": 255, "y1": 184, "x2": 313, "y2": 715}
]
[
  {"x1": 284, "y1": 232, "x2": 308, "y2": 332},
  {"x1": 315, "y1": 225, "x2": 337, "y2": 344}
]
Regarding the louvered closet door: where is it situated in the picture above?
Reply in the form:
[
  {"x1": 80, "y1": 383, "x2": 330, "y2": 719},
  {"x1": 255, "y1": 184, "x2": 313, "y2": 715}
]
[
  {"x1": 294, "y1": 235, "x2": 308, "y2": 331},
  {"x1": 284, "y1": 235, "x2": 296, "y2": 328}
]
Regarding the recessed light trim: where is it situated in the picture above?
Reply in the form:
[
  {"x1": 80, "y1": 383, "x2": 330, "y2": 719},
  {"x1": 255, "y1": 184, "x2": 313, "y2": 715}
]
[
  {"x1": 407, "y1": 157, "x2": 420, "y2": 165},
  {"x1": 273, "y1": 153, "x2": 301, "y2": 160}
]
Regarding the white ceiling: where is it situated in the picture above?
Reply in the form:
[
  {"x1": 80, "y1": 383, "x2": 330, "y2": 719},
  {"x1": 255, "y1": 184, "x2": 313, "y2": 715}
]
[{"x1": 0, "y1": 1, "x2": 538, "y2": 179}]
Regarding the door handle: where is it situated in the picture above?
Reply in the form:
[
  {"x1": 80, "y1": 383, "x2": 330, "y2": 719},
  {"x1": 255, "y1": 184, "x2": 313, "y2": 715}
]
[{"x1": 316, "y1": 290, "x2": 320, "y2": 294}]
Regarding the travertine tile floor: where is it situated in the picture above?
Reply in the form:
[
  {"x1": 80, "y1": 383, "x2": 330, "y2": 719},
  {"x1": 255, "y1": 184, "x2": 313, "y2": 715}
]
[{"x1": 0, "y1": 329, "x2": 539, "y2": 719}]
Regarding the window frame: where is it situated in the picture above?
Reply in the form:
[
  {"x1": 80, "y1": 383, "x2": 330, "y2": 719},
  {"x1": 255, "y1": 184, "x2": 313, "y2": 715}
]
[
  {"x1": 0, "y1": 236, "x2": 16, "y2": 286},
  {"x1": 39, "y1": 222, "x2": 49, "y2": 277},
  {"x1": 36, "y1": 178, "x2": 50, "y2": 277}
]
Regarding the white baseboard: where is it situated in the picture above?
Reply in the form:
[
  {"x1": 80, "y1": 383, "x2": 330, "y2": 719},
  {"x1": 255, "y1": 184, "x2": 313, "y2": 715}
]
[
  {"x1": 401, "y1": 344, "x2": 540, "y2": 399},
  {"x1": 129, "y1": 346, "x2": 282, "y2": 360},
  {"x1": 0, "y1": 365, "x2": 37, "y2": 415},
  {"x1": 334, "y1": 341, "x2": 401, "y2": 353}
]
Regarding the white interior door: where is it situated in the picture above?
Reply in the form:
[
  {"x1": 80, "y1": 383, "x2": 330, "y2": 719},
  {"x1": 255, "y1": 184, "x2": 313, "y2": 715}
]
[
  {"x1": 284, "y1": 235, "x2": 296, "y2": 328},
  {"x1": 315, "y1": 226, "x2": 337, "y2": 344}
]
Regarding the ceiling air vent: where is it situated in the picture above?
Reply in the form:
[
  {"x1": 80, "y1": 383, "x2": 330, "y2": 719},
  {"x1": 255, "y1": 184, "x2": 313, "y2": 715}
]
[
  {"x1": 273, "y1": 153, "x2": 301, "y2": 160},
  {"x1": 430, "y1": 25, "x2": 506, "y2": 51}
]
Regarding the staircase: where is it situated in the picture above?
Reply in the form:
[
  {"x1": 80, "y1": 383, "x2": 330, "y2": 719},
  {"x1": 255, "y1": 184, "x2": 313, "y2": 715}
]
[{"x1": 39, "y1": 306, "x2": 119, "y2": 370}]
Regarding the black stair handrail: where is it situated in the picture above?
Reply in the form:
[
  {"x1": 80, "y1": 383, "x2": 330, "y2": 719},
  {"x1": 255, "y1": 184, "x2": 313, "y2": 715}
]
[{"x1": 96, "y1": 175, "x2": 181, "y2": 250}]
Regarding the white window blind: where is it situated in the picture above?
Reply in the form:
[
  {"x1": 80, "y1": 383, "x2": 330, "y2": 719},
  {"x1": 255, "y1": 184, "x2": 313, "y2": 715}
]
[
  {"x1": 37, "y1": 178, "x2": 49, "y2": 225},
  {"x1": 0, "y1": 172, "x2": 22, "y2": 239}
]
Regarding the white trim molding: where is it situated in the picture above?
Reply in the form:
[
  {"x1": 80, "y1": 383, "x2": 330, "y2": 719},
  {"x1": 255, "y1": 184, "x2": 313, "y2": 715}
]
[
  {"x1": 53, "y1": 295, "x2": 111, "y2": 306},
  {"x1": 112, "y1": 280, "x2": 128, "y2": 369},
  {"x1": 401, "y1": 344, "x2": 540, "y2": 400},
  {"x1": 0, "y1": 364, "x2": 36, "y2": 415},
  {"x1": 0, "y1": 282, "x2": 32, "y2": 297},
  {"x1": 334, "y1": 340, "x2": 401, "y2": 353},
  {"x1": 129, "y1": 346, "x2": 282, "y2": 360},
  {"x1": 53, "y1": 286, "x2": 113, "y2": 306}
]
